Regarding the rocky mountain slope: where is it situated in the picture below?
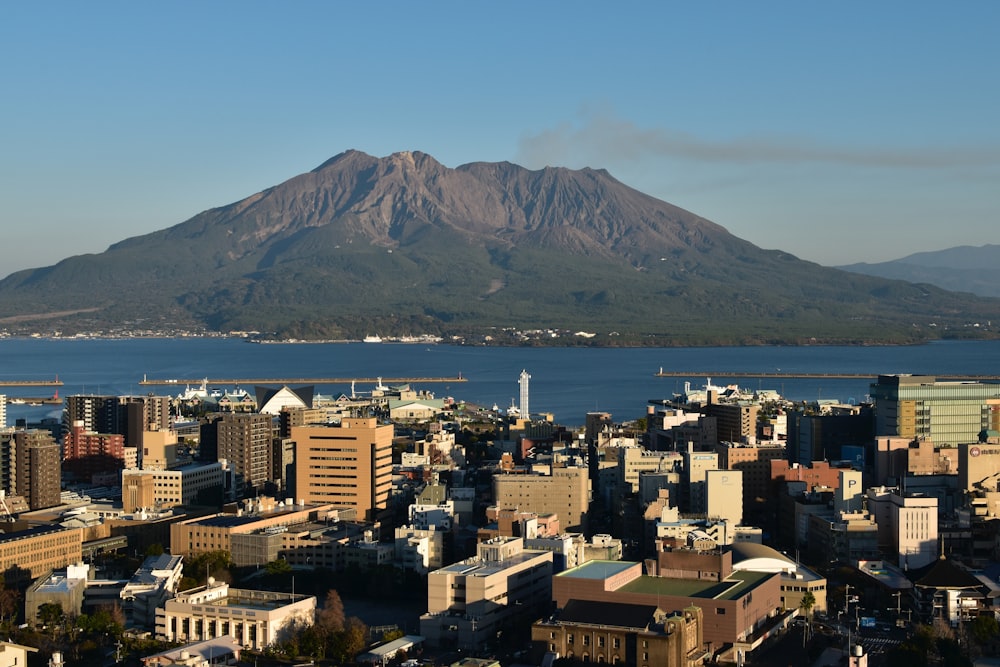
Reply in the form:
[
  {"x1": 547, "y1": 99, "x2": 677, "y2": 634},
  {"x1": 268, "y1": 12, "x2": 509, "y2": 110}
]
[{"x1": 1, "y1": 150, "x2": 998, "y2": 345}]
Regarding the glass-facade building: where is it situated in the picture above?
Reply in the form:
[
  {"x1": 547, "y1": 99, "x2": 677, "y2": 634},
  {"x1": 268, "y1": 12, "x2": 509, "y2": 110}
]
[{"x1": 871, "y1": 375, "x2": 1000, "y2": 446}]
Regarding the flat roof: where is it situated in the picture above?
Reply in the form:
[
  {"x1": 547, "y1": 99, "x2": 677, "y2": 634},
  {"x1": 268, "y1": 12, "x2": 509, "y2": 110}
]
[
  {"x1": 618, "y1": 570, "x2": 773, "y2": 601},
  {"x1": 556, "y1": 560, "x2": 635, "y2": 580}
]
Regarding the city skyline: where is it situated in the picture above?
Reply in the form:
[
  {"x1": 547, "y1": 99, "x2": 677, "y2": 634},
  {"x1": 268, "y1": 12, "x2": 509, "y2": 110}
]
[{"x1": 2, "y1": 2, "x2": 999, "y2": 277}]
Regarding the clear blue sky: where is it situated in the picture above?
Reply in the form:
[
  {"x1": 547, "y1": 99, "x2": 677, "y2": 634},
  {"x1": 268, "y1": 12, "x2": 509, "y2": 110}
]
[{"x1": 2, "y1": 2, "x2": 999, "y2": 277}]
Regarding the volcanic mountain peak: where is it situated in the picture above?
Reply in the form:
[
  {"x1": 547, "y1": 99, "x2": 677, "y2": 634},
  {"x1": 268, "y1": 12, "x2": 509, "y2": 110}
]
[{"x1": 1, "y1": 149, "x2": 998, "y2": 345}]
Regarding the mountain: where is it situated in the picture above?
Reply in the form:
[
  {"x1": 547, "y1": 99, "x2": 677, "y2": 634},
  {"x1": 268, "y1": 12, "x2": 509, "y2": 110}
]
[
  {"x1": 838, "y1": 245, "x2": 1000, "y2": 298},
  {"x1": 1, "y1": 149, "x2": 999, "y2": 345}
]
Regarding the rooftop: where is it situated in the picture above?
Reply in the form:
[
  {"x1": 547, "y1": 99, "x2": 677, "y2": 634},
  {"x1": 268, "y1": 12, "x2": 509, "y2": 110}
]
[
  {"x1": 619, "y1": 570, "x2": 774, "y2": 601},
  {"x1": 556, "y1": 560, "x2": 635, "y2": 580}
]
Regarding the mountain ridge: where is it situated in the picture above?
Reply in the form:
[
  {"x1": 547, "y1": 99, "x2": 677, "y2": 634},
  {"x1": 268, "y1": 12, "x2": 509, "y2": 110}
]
[
  {"x1": 1, "y1": 150, "x2": 998, "y2": 345},
  {"x1": 838, "y1": 244, "x2": 1000, "y2": 298}
]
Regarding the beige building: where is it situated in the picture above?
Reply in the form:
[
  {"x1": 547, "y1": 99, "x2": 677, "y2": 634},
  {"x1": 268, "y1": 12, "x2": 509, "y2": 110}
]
[
  {"x1": 960, "y1": 441, "x2": 1000, "y2": 493},
  {"x1": 155, "y1": 581, "x2": 315, "y2": 650},
  {"x1": 715, "y1": 441, "x2": 786, "y2": 509},
  {"x1": 141, "y1": 428, "x2": 182, "y2": 470},
  {"x1": 169, "y1": 497, "x2": 342, "y2": 560},
  {"x1": 291, "y1": 418, "x2": 394, "y2": 520},
  {"x1": 533, "y1": 601, "x2": 705, "y2": 667},
  {"x1": 420, "y1": 537, "x2": 554, "y2": 651},
  {"x1": 0, "y1": 525, "x2": 84, "y2": 580},
  {"x1": 705, "y1": 469, "x2": 743, "y2": 526},
  {"x1": 729, "y1": 542, "x2": 828, "y2": 614},
  {"x1": 493, "y1": 465, "x2": 590, "y2": 532},
  {"x1": 0, "y1": 642, "x2": 37, "y2": 667},
  {"x1": 122, "y1": 461, "x2": 231, "y2": 512}
]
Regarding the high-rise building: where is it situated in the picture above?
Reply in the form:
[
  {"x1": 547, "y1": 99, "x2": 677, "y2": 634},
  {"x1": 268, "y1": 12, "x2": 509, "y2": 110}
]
[
  {"x1": 64, "y1": 394, "x2": 170, "y2": 447},
  {"x1": 214, "y1": 413, "x2": 274, "y2": 494},
  {"x1": 871, "y1": 375, "x2": 1000, "y2": 446},
  {"x1": 12, "y1": 429, "x2": 61, "y2": 510},
  {"x1": 291, "y1": 418, "x2": 393, "y2": 520}
]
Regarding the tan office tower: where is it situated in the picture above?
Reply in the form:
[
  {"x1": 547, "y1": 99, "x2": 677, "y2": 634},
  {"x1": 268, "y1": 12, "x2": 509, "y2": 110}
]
[{"x1": 291, "y1": 418, "x2": 393, "y2": 520}]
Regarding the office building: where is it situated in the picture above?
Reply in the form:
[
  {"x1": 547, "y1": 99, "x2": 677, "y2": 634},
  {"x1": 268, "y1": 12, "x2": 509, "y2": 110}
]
[
  {"x1": 420, "y1": 537, "x2": 553, "y2": 651},
  {"x1": 291, "y1": 418, "x2": 393, "y2": 520},
  {"x1": 122, "y1": 461, "x2": 233, "y2": 512},
  {"x1": 0, "y1": 525, "x2": 84, "y2": 579},
  {"x1": 492, "y1": 465, "x2": 591, "y2": 532},
  {"x1": 705, "y1": 470, "x2": 743, "y2": 526},
  {"x1": 871, "y1": 375, "x2": 1000, "y2": 446}
]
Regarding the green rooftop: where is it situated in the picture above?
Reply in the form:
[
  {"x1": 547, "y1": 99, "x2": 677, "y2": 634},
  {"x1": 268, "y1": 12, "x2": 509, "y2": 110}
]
[{"x1": 618, "y1": 570, "x2": 773, "y2": 600}]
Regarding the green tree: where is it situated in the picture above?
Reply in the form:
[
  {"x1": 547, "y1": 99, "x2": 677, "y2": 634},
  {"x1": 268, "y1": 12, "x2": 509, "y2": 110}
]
[
  {"x1": 799, "y1": 591, "x2": 816, "y2": 618},
  {"x1": 970, "y1": 614, "x2": 999, "y2": 644},
  {"x1": 265, "y1": 559, "x2": 292, "y2": 576}
]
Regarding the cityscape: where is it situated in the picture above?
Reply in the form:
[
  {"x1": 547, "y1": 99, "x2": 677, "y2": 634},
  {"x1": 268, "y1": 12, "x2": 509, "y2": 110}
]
[{"x1": 0, "y1": 368, "x2": 998, "y2": 667}]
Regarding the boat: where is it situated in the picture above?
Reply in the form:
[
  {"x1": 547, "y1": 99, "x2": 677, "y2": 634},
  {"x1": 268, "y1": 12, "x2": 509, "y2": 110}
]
[{"x1": 363, "y1": 334, "x2": 383, "y2": 343}]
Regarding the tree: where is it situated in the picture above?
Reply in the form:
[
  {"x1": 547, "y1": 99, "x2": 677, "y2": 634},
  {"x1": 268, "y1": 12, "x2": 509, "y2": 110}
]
[
  {"x1": 799, "y1": 591, "x2": 816, "y2": 619},
  {"x1": 265, "y1": 559, "x2": 292, "y2": 576},
  {"x1": 970, "y1": 614, "x2": 999, "y2": 645},
  {"x1": 318, "y1": 589, "x2": 345, "y2": 633}
]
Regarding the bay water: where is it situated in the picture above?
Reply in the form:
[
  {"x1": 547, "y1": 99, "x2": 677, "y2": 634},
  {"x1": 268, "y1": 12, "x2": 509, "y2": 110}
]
[{"x1": 4, "y1": 338, "x2": 1000, "y2": 427}]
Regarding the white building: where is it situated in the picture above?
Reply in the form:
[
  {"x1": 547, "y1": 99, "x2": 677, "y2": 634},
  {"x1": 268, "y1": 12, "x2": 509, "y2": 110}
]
[
  {"x1": 121, "y1": 553, "x2": 185, "y2": 630},
  {"x1": 155, "y1": 581, "x2": 315, "y2": 650},
  {"x1": 420, "y1": 537, "x2": 553, "y2": 651},
  {"x1": 394, "y1": 525, "x2": 446, "y2": 573}
]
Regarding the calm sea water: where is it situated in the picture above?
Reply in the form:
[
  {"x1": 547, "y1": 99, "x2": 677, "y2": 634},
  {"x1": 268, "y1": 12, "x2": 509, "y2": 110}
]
[{"x1": 3, "y1": 338, "x2": 1000, "y2": 427}]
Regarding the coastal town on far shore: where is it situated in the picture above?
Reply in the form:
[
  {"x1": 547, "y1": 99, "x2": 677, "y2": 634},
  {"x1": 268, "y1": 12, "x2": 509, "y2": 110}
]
[{"x1": 1, "y1": 368, "x2": 999, "y2": 667}]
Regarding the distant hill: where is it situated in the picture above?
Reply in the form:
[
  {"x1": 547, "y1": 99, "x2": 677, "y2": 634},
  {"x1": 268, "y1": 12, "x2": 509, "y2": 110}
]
[
  {"x1": 1, "y1": 150, "x2": 999, "y2": 345},
  {"x1": 838, "y1": 245, "x2": 1000, "y2": 298}
]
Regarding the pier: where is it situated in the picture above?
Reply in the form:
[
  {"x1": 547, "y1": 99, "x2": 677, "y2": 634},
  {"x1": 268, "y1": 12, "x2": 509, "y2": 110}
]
[
  {"x1": 139, "y1": 376, "x2": 467, "y2": 386},
  {"x1": 655, "y1": 371, "x2": 1000, "y2": 381},
  {"x1": 0, "y1": 378, "x2": 63, "y2": 386}
]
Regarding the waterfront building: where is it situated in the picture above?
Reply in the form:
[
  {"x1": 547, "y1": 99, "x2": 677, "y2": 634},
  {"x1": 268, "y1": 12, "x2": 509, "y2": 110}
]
[
  {"x1": 871, "y1": 374, "x2": 1000, "y2": 446},
  {"x1": 155, "y1": 581, "x2": 315, "y2": 650},
  {"x1": 291, "y1": 418, "x2": 394, "y2": 520}
]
